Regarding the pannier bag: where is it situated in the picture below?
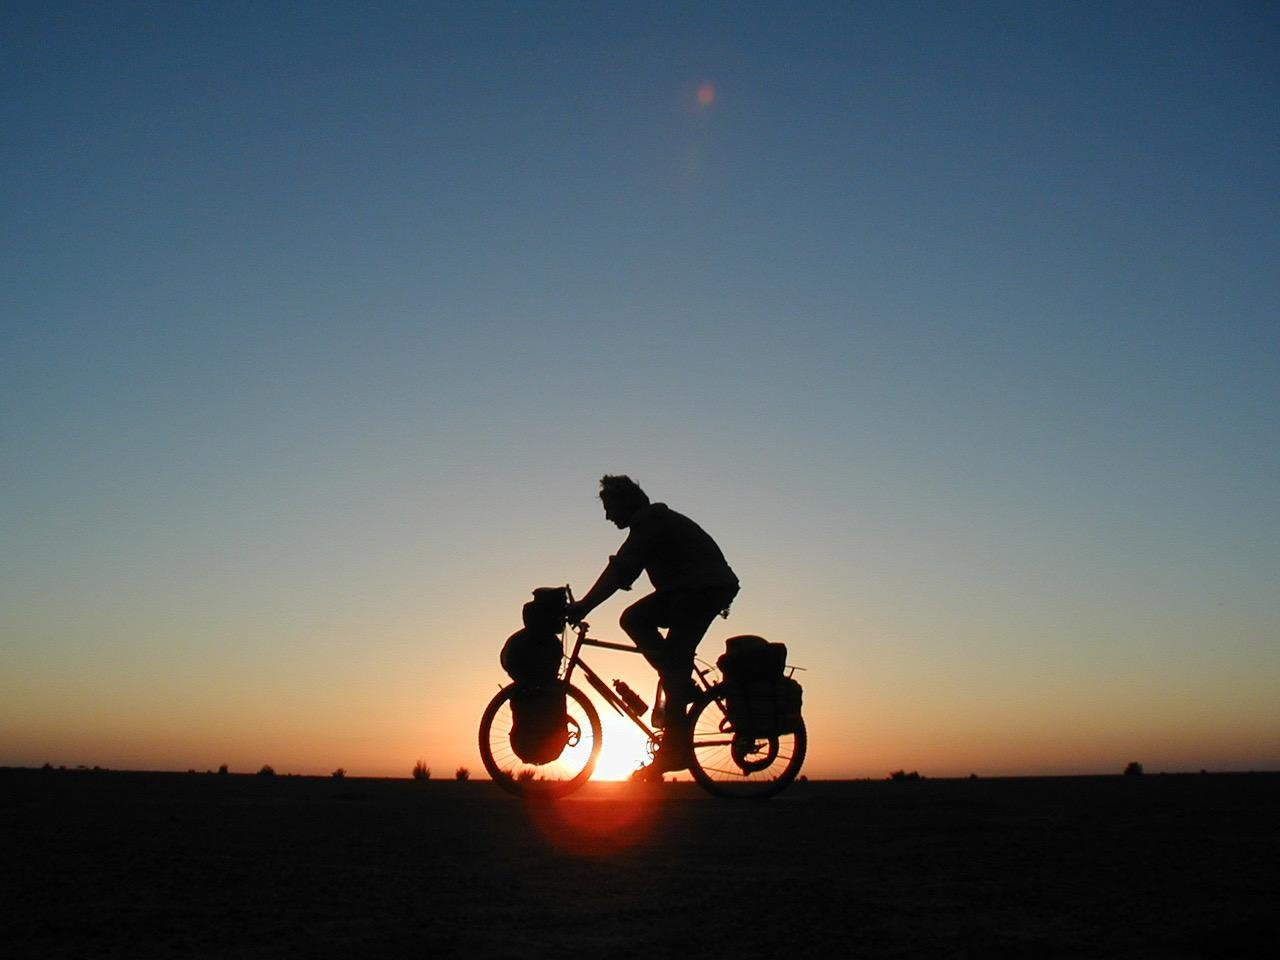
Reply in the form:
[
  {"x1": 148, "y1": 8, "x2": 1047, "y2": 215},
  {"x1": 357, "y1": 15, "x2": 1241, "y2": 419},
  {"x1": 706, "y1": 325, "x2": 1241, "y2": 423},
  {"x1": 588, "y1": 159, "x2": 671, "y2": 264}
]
[
  {"x1": 508, "y1": 684, "x2": 570, "y2": 765},
  {"x1": 499, "y1": 586, "x2": 568, "y2": 684},
  {"x1": 716, "y1": 635, "x2": 804, "y2": 736},
  {"x1": 501, "y1": 587, "x2": 571, "y2": 764}
]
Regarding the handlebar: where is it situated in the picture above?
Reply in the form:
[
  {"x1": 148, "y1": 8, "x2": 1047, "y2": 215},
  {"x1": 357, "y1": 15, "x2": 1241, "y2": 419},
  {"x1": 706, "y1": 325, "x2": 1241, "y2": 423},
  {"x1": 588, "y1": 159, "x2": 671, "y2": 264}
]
[{"x1": 563, "y1": 583, "x2": 589, "y2": 633}]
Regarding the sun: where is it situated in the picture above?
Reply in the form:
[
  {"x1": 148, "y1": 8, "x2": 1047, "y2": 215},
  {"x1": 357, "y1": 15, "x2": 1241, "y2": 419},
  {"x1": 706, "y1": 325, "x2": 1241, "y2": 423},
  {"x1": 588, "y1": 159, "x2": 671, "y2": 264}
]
[{"x1": 591, "y1": 711, "x2": 654, "y2": 779}]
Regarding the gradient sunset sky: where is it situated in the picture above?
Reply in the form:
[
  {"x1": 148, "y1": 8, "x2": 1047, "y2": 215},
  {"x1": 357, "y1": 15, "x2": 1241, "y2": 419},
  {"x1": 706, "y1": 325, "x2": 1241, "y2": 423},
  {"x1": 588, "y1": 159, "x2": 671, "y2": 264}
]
[{"x1": 3, "y1": 1, "x2": 1277, "y2": 779}]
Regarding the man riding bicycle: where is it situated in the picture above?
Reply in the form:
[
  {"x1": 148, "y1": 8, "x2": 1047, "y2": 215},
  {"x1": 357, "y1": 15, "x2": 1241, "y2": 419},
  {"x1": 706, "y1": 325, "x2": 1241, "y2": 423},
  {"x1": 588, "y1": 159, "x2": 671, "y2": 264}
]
[{"x1": 566, "y1": 475, "x2": 739, "y2": 778}]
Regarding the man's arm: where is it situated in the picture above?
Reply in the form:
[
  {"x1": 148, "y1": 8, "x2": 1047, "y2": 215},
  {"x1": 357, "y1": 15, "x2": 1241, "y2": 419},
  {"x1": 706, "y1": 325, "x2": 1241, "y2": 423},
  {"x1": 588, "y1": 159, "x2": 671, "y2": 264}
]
[
  {"x1": 568, "y1": 554, "x2": 642, "y2": 623},
  {"x1": 568, "y1": 564, "x2": 622, "y2": 622}
]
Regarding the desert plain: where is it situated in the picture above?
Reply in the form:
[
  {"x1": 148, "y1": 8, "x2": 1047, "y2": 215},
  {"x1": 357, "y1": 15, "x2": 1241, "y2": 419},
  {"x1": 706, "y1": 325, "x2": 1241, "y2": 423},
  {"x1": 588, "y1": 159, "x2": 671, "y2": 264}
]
[{"x1": 4, "y1": 768, "x2": 1276, "y2": 958}]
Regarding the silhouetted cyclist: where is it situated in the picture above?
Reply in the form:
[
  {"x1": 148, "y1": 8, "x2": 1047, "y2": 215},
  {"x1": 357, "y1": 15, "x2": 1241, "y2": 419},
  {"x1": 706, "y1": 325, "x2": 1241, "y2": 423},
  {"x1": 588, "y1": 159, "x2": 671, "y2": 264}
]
[{"x1": 567, "y1": 475, "x2": 739, "y2": 778}]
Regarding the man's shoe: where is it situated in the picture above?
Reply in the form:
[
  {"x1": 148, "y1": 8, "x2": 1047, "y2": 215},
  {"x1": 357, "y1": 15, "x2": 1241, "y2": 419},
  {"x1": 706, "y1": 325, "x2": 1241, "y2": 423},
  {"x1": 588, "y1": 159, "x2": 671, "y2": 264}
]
[
  {"x1": 652, "y1": 742, "x2": 692, "y2": 772},
  {"x1": 629, "y1": 763, "x2": 664, "y2": 782},
  {"x1": 629, "y1": 743, "x2": 691, "y2": 782}
]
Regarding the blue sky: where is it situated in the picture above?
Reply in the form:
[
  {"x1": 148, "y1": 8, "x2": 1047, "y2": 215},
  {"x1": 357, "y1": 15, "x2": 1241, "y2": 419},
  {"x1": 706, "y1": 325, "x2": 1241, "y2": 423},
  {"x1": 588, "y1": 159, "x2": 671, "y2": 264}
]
[{"x1": 3, "y1": 1, "x2": 1277, "y2": 776}]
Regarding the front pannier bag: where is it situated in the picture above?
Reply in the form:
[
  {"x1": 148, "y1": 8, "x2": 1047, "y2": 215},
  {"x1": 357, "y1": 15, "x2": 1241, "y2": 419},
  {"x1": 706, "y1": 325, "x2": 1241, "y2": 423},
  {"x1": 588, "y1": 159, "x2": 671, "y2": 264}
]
[
  {"x1": 508, "y1": 684, "x2": 570, "y2": 765},
  {"x1": 499, "y1": 586, "x2": 568, "y2": 684},
  {"x1": 716, "y1": 635, "x2": 803, "y2": 736},
  {"x1": 500, "y1": 587, "x2": 571, "y2": 764}
]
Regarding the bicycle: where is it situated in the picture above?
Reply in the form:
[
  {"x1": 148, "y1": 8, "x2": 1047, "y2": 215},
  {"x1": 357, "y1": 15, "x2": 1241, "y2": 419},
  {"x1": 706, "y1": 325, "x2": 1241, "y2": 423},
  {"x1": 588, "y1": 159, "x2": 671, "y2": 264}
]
[{"x1": 477, "y1": 587, "x2": 807, "y2": 799}]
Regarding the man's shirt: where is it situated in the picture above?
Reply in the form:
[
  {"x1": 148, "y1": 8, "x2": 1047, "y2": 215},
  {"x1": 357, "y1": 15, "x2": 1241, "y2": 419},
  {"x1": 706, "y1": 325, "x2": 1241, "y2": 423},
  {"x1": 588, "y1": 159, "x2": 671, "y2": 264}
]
[{"x1": 608, "y1": 503, "x2": 739, "y2": 593}]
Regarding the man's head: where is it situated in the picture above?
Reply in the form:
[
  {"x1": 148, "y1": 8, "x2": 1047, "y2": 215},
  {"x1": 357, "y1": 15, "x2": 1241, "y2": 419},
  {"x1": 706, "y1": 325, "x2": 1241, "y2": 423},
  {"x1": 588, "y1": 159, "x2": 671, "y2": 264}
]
[{"x1": 599, "y1": 474, "x2": 649, "y2": 528}]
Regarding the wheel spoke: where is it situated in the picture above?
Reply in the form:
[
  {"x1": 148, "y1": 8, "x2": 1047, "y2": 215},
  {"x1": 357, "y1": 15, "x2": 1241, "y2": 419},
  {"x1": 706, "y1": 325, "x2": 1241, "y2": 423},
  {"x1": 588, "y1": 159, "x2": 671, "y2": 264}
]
[
  {"x1": 686, "y1": 687, "x2": 806, "y2": 798},
  {"x1": 478, "y1": 682, "x2": 602, "y2": 798}
]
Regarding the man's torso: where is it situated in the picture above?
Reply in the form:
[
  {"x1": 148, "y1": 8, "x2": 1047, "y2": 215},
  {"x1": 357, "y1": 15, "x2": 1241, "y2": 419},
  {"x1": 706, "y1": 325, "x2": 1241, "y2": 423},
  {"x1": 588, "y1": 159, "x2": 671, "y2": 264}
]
[{"x1": 614, "y1": 503, "x2": 738, "y2": 593}]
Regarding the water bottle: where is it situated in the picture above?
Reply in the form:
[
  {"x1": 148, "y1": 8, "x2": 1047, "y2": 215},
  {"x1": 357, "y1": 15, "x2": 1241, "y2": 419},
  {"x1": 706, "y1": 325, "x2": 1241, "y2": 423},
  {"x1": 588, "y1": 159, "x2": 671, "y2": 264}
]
[{"x1": 612, "y1": 680, "x2": 648, "y2": 717}]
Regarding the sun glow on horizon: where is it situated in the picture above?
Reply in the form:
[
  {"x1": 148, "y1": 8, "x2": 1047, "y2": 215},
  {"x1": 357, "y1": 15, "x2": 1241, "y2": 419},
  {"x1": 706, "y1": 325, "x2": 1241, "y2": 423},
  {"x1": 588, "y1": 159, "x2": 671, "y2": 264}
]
[{"x1": 591, "y1": 710, "x2": 654, "y2": 780}]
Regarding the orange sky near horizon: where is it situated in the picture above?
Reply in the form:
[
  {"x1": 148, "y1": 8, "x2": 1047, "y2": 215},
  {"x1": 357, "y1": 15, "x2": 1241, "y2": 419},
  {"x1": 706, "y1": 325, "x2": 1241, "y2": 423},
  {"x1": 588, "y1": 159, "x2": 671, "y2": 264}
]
[{"x1": 4, "y1": 581, "x2": 1276, "y2": 781}]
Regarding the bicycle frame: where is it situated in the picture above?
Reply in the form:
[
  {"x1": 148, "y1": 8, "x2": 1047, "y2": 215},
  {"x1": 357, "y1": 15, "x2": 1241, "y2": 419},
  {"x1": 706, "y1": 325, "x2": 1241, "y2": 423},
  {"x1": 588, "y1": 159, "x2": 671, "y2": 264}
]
[
  {"x1": 478, "y1": 586, "x2": 807, "y2": 798},
  {"x1": 560, "y1": 620, "x2": 719, "y2": 747}
]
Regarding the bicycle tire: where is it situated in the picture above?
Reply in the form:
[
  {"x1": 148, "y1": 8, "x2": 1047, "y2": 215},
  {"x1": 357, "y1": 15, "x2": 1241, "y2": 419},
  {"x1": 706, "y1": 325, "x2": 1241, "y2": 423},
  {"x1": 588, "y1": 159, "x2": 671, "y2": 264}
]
[
  {"x1": 478, "y1": 681, "x2": 601, "y2": 799},
  {"x1": 687, "y1": 685, "x2": 806, "y2": 799}
]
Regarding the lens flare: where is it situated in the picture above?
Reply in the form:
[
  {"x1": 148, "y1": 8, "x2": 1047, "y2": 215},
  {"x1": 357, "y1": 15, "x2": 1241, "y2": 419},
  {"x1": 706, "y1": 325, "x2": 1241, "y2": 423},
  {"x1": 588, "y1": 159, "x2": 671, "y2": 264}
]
[
  {"x1": 696, "y1": 82, "x2": 716, "y2": 108},
  {"x1": 522, "y1": 782, "x2": 662, "y2": 857}
]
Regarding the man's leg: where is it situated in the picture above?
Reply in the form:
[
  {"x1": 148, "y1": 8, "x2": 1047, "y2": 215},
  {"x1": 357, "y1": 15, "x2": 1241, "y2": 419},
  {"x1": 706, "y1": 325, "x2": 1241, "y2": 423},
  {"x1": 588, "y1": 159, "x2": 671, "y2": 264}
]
[
  {"x1": 658, "y1": 601, "x2": 723, "y2": 739},
  {"x1": 620, "y1": 593, "x2": 696, "y2": 770},
  {"x1": 621, "y1": 589, "x2": 735, "y2": 771},
  {"x1": 659, "y1": 586, "x2": 740, "y2": 752},
  {"x1": 619, "y1": 592, "x2": 667, "y2": 664},
  {"x1": 620, "y1": 592, "x2": 704, "y2": 723}
]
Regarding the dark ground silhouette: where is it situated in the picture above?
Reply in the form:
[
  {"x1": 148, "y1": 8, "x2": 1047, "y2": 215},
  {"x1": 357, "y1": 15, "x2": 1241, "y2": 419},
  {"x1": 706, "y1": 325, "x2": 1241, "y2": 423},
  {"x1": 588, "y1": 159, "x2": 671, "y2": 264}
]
[{"x1": 3, "y1": 768, "x2": 1276, "y2": 958}]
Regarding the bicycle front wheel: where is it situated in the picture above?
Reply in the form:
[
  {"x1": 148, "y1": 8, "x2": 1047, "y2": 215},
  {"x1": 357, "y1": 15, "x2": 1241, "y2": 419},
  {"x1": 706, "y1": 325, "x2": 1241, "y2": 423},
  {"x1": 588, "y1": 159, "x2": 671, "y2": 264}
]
[
  {"x1": 687, "y1": 686, "x2": 806, "y2": 799},
  {"x1": 478, "y1": 681, "x2": 601, "y2": 799}
]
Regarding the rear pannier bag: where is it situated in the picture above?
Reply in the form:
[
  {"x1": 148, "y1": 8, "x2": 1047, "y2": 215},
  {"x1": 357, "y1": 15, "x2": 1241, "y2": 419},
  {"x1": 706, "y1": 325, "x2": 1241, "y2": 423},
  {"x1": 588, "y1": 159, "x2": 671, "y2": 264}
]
[
  {"x1": 508, "y1": 684, "x2": 571, "y2": 765},
  {"x1": 717, "y1": 635, "x2": 803, "y2": 736}
]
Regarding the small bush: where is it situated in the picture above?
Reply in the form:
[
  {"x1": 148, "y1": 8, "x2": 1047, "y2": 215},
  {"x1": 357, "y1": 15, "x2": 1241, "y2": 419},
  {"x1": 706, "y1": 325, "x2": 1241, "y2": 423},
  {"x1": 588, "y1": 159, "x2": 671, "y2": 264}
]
[
  {"x1": 455, "y1": 767, "x2": 470, "y2": 781},
  {"x1": 888, "y1": 769, "x2": 922, "y2": 781},
  {"x1": 217, "y1": 764, "x2": 229, "y2": 775},
  {"x1": 331, "y1": 768, "x2": 346, "y2": 780},
  {"x1": 1124, "y1": 761, "x2": 1144, "y2": 777},
  {"x1": 516, "y1": 768, "x2": 537, "y2": 782},
  {"x1": 412, "y1": 760, "x2": 431, "y2": 781},
  {"x1": 257, "y1": 764, "x2": 276, "y2": 777}
]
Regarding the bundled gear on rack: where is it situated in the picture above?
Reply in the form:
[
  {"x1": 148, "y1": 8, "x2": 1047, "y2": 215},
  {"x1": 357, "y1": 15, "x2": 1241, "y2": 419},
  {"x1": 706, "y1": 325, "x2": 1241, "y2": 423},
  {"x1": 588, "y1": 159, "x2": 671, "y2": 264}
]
[
  {"x1": 499, "y1": 587, "x2": 571, "y2": 764},
  {"x1": 716, "y1": 634, "x2": 804, "y2": 737}
]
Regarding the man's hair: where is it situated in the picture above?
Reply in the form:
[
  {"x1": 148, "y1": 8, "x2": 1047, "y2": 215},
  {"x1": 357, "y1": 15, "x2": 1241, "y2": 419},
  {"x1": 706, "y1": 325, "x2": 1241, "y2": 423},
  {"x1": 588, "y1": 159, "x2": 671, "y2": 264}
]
[{"x1": 599, "y1": 474, "x2": 650, "y2": 514}]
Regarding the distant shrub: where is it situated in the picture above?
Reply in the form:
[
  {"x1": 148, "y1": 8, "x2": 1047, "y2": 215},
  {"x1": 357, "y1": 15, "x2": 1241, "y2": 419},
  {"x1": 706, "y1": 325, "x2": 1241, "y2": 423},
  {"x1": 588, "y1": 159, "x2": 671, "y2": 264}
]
[
  {"x1": 217, "y1": 764, "x2": 229, "y2": 776},
  {"x1": 888, "y1": 769, "x2": 922, "y2": 781},
  {"x1": 1124, "y1": 761, "x2": 1144, "y2": 777},
  {"x1": 516, "y1": 768, "x2": 537, "y2": 782},
  {"x1": 412, "y1": 760, "x2": 431, "y2": 781},
  {"x1": 331, "y1": 768, "x2": 346, "y2": 780},
  {"x1": 455, "y1": 767, "x2": 470, "y2": 781},
  {"x1": 41, "y1": 762, "x2": 54, "y2": 771},
  {"x1": 257, "y1": 764, "x2": 276, "y2": 777}
]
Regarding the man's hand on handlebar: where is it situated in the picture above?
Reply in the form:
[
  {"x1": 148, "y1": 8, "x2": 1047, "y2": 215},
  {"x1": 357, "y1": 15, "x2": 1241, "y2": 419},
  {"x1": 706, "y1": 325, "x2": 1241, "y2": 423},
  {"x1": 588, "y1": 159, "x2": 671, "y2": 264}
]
[{"x1": 565, "y1": 600, "x2": 589, "y2": 626}]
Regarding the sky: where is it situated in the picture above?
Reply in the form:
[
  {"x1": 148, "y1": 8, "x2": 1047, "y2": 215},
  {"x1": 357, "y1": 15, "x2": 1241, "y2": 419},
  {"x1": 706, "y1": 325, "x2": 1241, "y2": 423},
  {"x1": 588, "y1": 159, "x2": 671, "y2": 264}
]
[{"x1": 3, "y1": 1, "x2": 1277, "y2": 779}]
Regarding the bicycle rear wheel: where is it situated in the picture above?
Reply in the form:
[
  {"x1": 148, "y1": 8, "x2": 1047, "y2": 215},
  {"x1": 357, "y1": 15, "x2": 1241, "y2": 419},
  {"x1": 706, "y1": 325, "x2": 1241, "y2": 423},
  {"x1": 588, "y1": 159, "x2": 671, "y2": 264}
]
[
  {"x1": 478, "y1": 681, "x2": 601, "y2": 799},
  {"x1": 687, "y1": 686, "x2": 806, "y2": 799}
]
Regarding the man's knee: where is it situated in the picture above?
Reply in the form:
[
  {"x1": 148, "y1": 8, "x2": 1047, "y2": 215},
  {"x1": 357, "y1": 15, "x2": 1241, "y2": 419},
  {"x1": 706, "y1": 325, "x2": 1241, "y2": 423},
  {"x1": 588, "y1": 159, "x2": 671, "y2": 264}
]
[{"x1": 619, "y1": 600, "x2": 658, "y2": 644}]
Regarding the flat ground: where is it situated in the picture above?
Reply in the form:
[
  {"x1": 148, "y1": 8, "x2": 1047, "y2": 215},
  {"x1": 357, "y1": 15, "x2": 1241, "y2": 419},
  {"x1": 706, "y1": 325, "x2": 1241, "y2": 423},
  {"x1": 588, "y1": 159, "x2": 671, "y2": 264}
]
[{"x1": 3, "y1": 769, "x2": 1276, "y2": 958}]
